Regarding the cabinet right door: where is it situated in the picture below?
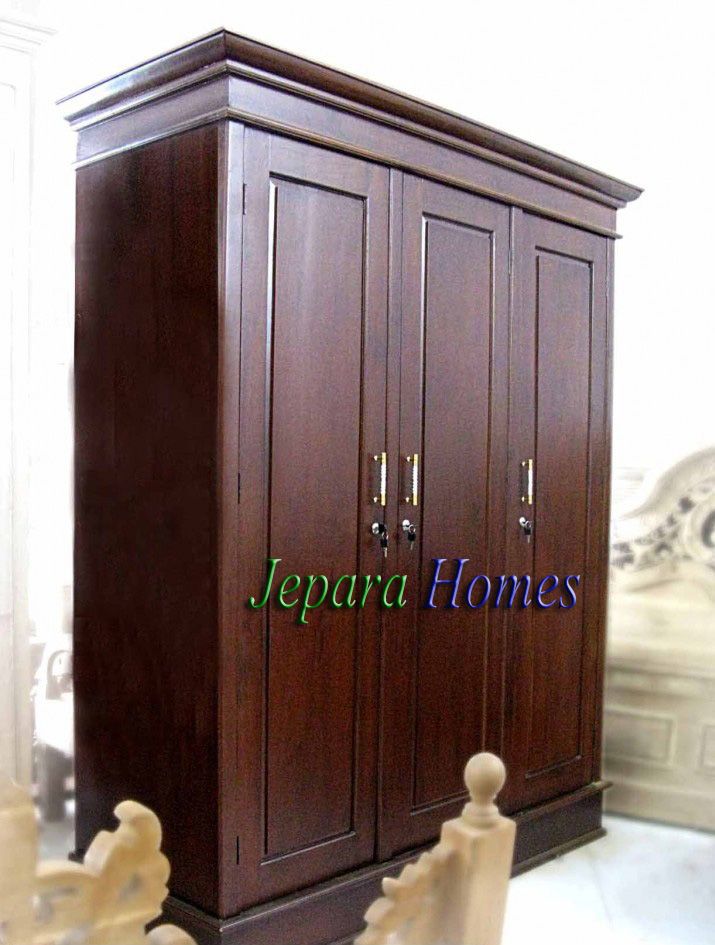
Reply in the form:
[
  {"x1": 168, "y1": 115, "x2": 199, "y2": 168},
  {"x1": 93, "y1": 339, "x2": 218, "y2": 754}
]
[{"x1": 502, "y1": 213, "x2": 611, "y2": 812}]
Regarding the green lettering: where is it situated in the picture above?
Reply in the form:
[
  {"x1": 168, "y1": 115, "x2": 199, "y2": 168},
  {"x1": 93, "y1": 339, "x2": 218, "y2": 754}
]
[
  {"x1": 382, "y1": 574, "x2": 407, "y2": 608},
  {"x1": 331, "y1": 575, "x2": 357, "y2": 608},
  {"x1": 299, "y1": 575, "x2": 329, "y2": 624},
  {"x1": 248, "y1": 558, "x2": 281, "y2": 609},
  {"x1": 278, "y1": 574, "x2": 301, "y2": 608},
  {"x1": 359, "y1": 574, "x2": 382, "y2": 608}
]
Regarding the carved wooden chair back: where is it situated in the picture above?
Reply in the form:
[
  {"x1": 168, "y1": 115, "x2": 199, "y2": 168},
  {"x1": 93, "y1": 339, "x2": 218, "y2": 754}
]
[{"x1": 0, "y1": 775, "x2": 194, "y2": 945}]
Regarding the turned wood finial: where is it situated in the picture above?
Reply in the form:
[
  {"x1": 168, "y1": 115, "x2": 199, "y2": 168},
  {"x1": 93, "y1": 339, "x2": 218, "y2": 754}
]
[
  {"x1": 357, "y1": 752, "x2": 515, "y2": 945},
  {"x1": 462, "y1": 752, "x2": 506, "y2": 827}
]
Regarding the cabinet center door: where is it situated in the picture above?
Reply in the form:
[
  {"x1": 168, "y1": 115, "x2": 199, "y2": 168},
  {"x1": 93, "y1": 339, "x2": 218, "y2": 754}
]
[
  {"x1": 235, "y1": 131, "x2": 389, "y2": 907},
  {"x1": 379, "y1": 176, "x2": 510, "y2": 856}
]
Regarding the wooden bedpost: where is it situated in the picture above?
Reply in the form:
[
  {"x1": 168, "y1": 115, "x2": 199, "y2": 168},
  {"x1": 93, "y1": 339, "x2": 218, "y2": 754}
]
[{"x1": 357, "y1": 753, "x2": 515, "y2": 945}]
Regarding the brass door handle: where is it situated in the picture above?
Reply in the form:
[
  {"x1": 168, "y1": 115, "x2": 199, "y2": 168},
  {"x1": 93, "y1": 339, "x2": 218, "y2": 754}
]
[
  {"x1": 405, "y1": 453, "x2": 419, "y2": 506},
  {"x1": 373, "y1": 452, "x2": 387, "y2": 507},
  {"x1": 521, "y1": 458, "x2": 534, "y2": 506}
]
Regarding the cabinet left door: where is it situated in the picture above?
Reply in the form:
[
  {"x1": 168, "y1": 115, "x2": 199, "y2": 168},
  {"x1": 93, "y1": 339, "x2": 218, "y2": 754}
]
[{"x1": 231, "y1": 130, "x2": 390, "y2": 908}]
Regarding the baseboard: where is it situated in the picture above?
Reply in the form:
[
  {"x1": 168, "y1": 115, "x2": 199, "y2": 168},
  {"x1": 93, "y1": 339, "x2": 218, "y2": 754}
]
[
  {"x1": 162, "y1": 781, "x2": 608, "y2": 945},
  {"x1": 605, "y1": 779, "x2": 715, "y2": 832}
]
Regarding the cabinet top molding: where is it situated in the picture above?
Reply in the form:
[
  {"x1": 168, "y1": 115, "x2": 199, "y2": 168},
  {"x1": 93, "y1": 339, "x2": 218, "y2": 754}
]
[{"x1": 59, "y1": 29, "x2": 642, "y2": 208}]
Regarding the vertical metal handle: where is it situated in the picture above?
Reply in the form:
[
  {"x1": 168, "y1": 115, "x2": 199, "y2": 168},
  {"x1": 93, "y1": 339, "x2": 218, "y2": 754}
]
[
  {"x1": 521, "y1": 458, "x2": 534, "y2": 506},
  {"x1": 405, "y1": 453, "x2": 419, "y2": 506},
  {"x1": 373, "y1": 452, "x2": 387, "y2": 507}
]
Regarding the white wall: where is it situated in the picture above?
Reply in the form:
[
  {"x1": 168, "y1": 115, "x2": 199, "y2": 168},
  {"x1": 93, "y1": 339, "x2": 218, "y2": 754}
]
[
  {"x1": 0, "y1": 8, "x2": 57, "y2": 782},
  {"x1": 40, "y1": 0, "x2": 715, "y2": 472}
]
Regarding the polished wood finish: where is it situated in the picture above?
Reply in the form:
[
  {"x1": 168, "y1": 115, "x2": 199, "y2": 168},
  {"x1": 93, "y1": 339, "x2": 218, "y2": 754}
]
[
  {"x1": 58, "y1": 33, "x2": 641, "y2": 237},
  {"x1": 161, "y1": 782, "x2": 607, "y2": 945},
  {"x1": 511, "y1": 781, "x2": 608, "y2": 874},
  {"x1": 379, "y1": 177, "x2": 510, "y2": 855},
  {"x1": 233, "y1": 130, "x2": 387, "y2": 909},
  {"x1": 59, "y1": 31, "x2": 640, "y2": 206},
  {"x1": 501, "y1": 216, "x2": 610, "y2": 813},
  {"x1": 67, "y1": 29, "x2": 640, "y2": 945},
  {"x1": 73, "y1": 125, "x2": 221, "y2": 911}
]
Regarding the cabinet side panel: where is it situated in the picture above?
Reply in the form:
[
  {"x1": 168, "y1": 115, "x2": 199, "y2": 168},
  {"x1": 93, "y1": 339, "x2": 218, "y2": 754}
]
[{"x1": 73, "y1": 126, "x2": 220, "y2": 910}]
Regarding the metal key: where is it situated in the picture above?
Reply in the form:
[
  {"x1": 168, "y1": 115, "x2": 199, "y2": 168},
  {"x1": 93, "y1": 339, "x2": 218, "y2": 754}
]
[
  {"x1": 402, "y1": 519, "x2": 417, "y2": 550},
  {"x1": 518, "y1": 515, "x2": 533, "y2": 543},
  {"x1": 372, "y1": 521, "x2": 389, "y2": 557}
]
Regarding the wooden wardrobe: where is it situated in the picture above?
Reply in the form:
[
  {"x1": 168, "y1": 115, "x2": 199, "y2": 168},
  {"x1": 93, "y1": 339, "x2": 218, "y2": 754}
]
[{"x1": 62, "y1": 30, "x2": 641, "y2": 945}]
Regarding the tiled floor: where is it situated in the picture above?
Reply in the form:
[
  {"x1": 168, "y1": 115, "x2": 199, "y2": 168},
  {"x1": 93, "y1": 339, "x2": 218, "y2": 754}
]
[
  {"x1": 503, "y1": 815, "x2": 715, "y2": 945},
  {"x1": 40, "y1": 811, "x2": 714, "y2": 943}
]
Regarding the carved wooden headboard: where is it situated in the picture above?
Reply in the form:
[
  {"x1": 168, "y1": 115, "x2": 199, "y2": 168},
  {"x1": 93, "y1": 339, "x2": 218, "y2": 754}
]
[{"x1": 611, "y1": 447, "x2": 715, "y2": 597}]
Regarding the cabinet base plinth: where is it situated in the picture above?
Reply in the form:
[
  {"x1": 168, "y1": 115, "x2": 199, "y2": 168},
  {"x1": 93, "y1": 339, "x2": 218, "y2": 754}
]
[
  {"x1": 511, "y1": 780, "x2": 609, "y2": 874},
  {"x1": 161, "y1": 782, "x2": 607, "y2": 945}
]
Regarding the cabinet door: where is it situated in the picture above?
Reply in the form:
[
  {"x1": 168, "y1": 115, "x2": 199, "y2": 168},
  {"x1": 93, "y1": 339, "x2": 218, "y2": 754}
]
[
  {"x1": 234, "y1": 130, "x2": 389, "y2": 906},
  {"x1": 501, "y1": 213, "x2": 610, "y2": 812},
  {"x1": 379, "y1": 175, "x2": 510, "y2": 856}
]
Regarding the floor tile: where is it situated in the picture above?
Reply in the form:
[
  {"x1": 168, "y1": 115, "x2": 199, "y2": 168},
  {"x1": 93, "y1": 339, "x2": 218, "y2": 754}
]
[{"x1": 503, "y1": 815, "x2": 715, "y2": 945}]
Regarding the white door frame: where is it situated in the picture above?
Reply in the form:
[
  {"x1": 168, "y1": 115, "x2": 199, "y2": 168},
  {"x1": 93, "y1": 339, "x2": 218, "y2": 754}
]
[{"x1": 0, "y1": 13, "x2": 54, "y2": 784}]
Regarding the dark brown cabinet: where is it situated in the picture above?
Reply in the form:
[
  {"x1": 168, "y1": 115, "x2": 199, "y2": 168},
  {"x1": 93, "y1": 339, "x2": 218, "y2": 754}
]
[
  {"x1": 379, "y1": 176, "x2": 510, "y2": 857},
  {"x1": 63, "y1": 30, "x2": 641, "y2": 945},
  {"x1": 235, "y1": 131, "x2": 389, "y2": 906},
  {"x1": 503, "y1": 218, "x2": 611, "y2": 817}
]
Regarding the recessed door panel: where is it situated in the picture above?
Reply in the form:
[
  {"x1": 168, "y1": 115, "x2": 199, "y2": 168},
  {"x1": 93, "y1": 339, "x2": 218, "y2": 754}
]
[
  {"x1": 379, "y1": 176, "x2": 510, "y2": 856},
  {"x1": 265, "y1": 178, "x2": 365, "y2": 856},
  {"x1": 235, "y1": 130, "x2": 389, "y2": 907},
  {"x1": 414, "y1": 217, "x2": 493, "y2": 807},
  {"x1": 502, "y1": 213, "x2": 609, "y2": 812},
  {"x1": 530, "y1": 251, "x2": 591, "y2": 773}
]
